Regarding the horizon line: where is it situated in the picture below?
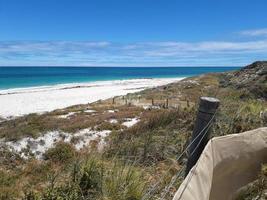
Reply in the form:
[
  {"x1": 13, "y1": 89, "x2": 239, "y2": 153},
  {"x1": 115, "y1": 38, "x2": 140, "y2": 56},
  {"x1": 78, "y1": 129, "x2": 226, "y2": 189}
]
[{"x1": 0, "y1": 65, "x2": 241, "y2": 68}]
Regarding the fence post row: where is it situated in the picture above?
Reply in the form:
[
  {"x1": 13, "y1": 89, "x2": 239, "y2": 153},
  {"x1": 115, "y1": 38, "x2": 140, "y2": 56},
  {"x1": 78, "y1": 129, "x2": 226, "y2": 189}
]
[{"x1": 185, "y1": 97, "x2": 220, "y2": 176}]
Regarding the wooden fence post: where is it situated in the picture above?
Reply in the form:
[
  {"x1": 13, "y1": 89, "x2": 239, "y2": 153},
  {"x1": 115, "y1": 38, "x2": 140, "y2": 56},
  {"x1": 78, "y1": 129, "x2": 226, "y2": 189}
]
[
  {"x1": 185, "y1": 97, "x2": 220, "y2": 176},
  {"x1": 166, "y1": 98, "x2": 169, "y2": 108},
  {"x1": 186, "y1": 99, "x2": 190, "y2": 107}
]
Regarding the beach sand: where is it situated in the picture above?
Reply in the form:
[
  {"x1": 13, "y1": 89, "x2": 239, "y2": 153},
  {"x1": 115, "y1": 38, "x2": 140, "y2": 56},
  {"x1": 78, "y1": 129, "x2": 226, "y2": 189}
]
[{"x1": 0, "y1": 77, "x2": 184, "y2": 118}]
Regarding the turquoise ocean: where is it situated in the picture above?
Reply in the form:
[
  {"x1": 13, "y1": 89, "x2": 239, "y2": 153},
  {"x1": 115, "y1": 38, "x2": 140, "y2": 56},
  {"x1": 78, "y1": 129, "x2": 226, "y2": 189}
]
[{"x1": 0, "y1": 67, "x2": 240, "y2": 90}]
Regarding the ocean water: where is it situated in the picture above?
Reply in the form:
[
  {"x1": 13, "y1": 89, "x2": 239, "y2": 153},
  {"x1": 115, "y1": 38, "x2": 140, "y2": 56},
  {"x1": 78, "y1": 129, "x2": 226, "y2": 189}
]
[{"x1": 0, "y1": 67, "x2": 240, "y2": 90}]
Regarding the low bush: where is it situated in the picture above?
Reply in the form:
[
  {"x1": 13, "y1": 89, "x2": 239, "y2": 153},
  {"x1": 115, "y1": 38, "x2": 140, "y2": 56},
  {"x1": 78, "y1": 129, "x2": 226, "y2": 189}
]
[{"x1": 43, "y1": 142, "x2": 76, "y2": 163}]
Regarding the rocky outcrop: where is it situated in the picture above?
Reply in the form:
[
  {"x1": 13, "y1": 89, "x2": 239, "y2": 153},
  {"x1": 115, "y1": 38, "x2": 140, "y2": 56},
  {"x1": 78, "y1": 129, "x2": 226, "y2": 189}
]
[{"x1": 220, "y1": 61, "x2": 267, "y2": 99}]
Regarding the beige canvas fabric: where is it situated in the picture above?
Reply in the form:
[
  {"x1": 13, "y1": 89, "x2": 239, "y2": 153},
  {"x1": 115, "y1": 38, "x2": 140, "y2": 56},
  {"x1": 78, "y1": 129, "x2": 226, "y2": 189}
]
[{"x1": 173, "y1": 127, "x2": 267, "y2": 200}]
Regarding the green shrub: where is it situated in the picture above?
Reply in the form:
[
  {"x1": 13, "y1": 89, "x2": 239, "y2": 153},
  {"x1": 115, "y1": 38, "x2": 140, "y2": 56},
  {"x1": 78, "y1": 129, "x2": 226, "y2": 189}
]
[
  {"x1": 79, "y1": 158, "x2": 103, "y2": 198},
  {"x1": 24, "y1": 185, "x2": 81, "y2": 200},
  {"x1": 43, "y1": 142, "x2": 76, "y2": 163}
]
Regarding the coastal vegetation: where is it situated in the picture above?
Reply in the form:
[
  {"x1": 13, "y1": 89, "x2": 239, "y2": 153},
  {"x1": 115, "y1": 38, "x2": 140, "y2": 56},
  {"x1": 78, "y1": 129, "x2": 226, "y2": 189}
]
[{"x1": 0, "y1": 61, "x2": 266, "y2": 199}]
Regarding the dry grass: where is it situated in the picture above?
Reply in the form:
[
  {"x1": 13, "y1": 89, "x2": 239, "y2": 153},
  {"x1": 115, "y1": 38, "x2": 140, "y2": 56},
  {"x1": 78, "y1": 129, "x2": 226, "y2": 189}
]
[
  {"x1": 0, "y1": 69, "x2": 266, "y2": 199},
  {"x1": 0, "y1": 104, "x2": 143, "y2": 141}
]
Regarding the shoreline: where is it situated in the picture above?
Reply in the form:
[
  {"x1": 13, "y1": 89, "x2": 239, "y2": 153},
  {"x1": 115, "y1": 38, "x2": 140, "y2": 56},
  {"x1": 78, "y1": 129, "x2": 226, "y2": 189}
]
[
  {"x1": 0, "y1": 76, "x2": 186, "y2": 92},
  {"x1": 0, "y1": 77, "x2": 185, "y2": 118}
]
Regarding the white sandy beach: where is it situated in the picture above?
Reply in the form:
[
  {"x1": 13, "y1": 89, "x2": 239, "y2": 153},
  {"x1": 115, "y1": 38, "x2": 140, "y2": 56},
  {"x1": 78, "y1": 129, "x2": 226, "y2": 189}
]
[{"x1": 0, "y1": 77, "x2": 184, "y2": 118}]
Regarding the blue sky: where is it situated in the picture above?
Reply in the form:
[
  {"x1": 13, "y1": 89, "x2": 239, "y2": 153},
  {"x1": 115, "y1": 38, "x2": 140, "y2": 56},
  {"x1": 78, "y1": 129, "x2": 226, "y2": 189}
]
[{"x1": 0, "y1": 0, "x2": 267, "y2": 66}]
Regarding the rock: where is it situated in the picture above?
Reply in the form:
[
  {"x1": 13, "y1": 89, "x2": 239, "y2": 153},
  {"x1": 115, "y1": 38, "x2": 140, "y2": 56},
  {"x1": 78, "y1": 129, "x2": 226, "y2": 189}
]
[{"x1": 220, "y1": 61, "x2": 267, "y2": 99}]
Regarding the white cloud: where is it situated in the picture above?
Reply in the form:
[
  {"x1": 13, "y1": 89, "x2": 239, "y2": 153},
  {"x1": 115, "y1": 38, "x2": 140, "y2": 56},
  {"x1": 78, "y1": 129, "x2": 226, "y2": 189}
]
[
  {"x1": 0, "y1": 41, "x2": 111, "y2": 53},
  {"x1": 240, "y1": 28, "x2": 267, "y2": 37},
  {"x1": 0, "y1": 39, "x2": 267, "y2": 66},
  {"x1": 131, "y1": 40, "x2": 267, "y2": 57}
]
